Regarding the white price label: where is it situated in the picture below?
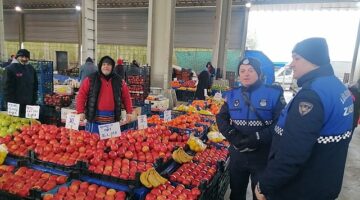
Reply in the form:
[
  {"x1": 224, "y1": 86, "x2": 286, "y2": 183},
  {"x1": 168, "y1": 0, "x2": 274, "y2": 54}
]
[
  {"x1": 65, "y1": 113, "x2": 80, "y2": 130},
  {"x1": 98, "y1": 122, "x2": 121, "y2": 140},
  {"x1": 7, "y1": 102, "x2": 20, "y2": 116},
  {"x1": 204, "y1": 89, "x2": 208, "y2": 97},
  {"x1": 25, "y1": 105, "x2": 40, "y2": 119},
  {"x1": 164, "y1": 110, "x2": 172, "y2": 122},
  {"x1": 137, "y1": 115, "x2": 148, "y2": 130}
]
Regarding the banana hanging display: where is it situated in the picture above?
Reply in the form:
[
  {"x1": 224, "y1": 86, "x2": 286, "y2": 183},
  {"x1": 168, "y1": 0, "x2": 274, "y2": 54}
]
[
  {"x1": 140, "y1": 168, "x2": 168, "y2": 188},
  {"x1": 172, "y1": 147, "x2": 193, "y2": 164}
]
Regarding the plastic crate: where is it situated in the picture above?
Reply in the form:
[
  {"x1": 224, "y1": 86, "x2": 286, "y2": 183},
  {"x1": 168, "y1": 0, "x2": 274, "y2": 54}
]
[
  {"x1": 141, "y1": 103, "x2": 151, "y2": 116},
  {"x1": 175, "y1": 89, "x2": 195, "y2": 102},
  {"x1": 39, "y1": 105, "x2": 61, "y2": 125},
  {"x1": 217, "y1": 168, "x2": 230, "y2": 200},
  {"x1": 33, "y1": 61, "x2": 54, "y2": 105},
  {"x1": 42, "y1": 179, "x2": 133, "y2": 200}
]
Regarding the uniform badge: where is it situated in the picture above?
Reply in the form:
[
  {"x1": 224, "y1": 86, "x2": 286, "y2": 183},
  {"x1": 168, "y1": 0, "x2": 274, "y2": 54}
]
[
  {"x1": 242, "y1": 59, "x2": 250, "y2": 65},
  {"x1": 260, "y1": 99, "x2": 267, "y2": 107},
  {"x1": 234, "y1": 99, "x2": 240, "y2": 107},
  {"x1": 299, "y1": 102, "x2": 313, "y2": 116}
]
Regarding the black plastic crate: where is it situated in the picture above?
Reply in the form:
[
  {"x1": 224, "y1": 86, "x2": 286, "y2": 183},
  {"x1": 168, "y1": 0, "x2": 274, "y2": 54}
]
[
  {"x1": 217, "y1": 169, "x2": 230, "y2": 200},
  {"x1": 82, "y1": 168, "x2": 142, "y2": 187},
  {"x1": 175, "y1": 90, "x2": 195, "y2": 102}
]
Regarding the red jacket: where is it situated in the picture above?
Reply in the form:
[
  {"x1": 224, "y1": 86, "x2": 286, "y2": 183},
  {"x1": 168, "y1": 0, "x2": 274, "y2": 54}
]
[{"x1": 76, "y1": 76, "x2": 133, "y2": 114}]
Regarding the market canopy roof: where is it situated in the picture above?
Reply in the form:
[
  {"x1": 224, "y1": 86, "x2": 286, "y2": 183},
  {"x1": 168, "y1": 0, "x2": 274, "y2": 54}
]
[{"x1": 2, "y1": 0, "x2": 358, "y2": 9}]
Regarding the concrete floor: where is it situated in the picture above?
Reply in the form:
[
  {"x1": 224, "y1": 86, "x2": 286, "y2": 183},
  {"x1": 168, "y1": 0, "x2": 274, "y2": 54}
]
[{"x1": 223, "y1": 127, "x2": 360, "y2": 200}]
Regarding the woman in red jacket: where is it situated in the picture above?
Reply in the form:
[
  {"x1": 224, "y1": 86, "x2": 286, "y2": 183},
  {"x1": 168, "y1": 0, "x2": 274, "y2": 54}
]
[{"x1": 76, "y1": 56, "x2": 133, "y2": 134}]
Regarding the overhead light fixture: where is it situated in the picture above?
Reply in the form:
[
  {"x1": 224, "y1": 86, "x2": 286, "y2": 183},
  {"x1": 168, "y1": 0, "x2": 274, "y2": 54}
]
[
  {"x1": 75, "y1": 5, "x2": 81, "y2": 11},
  {"x1": 357, "y1": 2, "x2": 360, "y2": 8},
  {"x1": 245, "y1": 2, "x2": 252, "y2": 8},
  {"x1": 15, "y1": 6, "x2": 22, "y2": 12}
]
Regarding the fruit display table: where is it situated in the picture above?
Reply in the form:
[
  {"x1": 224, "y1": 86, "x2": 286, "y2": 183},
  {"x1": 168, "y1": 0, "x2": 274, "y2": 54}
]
[{"x1": 0, "y1": 96, "x2": 230, "y2": 200}]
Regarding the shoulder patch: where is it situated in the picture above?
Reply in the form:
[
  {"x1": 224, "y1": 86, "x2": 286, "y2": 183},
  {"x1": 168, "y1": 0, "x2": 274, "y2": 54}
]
[{"x1": 298, "y1": 102, "x2": 313, "y2": 116}]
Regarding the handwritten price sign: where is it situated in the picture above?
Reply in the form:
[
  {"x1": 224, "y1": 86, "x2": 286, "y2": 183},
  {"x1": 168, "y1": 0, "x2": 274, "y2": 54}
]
[
  {"x1": 99, "y1": 122, "x2": 121, "y2": 140},
  {"x1": 25, "y1": 105, "x2": 40, "y2": 119},
  {"x1": 7, "y1": 102, "x2": 20, "y2": 116},
  {"x1": 65, "y1": 113, "x2": 80, "y2": 130}
]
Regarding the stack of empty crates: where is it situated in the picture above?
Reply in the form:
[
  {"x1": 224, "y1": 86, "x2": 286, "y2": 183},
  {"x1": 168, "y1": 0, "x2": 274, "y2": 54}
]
[
  {"x1": 126, "y1": 65, "x2": 150, "y2": 106},
  {"x1": 226, "y1": 71, "x2": 236, "y2": 88}
]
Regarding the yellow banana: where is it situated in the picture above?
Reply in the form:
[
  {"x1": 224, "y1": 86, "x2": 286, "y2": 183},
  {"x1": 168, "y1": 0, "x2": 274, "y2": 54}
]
[
  {"x1": 179, "y1": 150, "x2": 193, "y2": 162},
  {"x1": 148, "y1": 169, "x2": 161, "y2": 187},
  {"x1": 140, "y1": 170, "x2": 152, "y2": 188},
  {"x1": 172, "y1": 149, "x2": 182, "y2": 163},
  {"x1": 152, "y1": 169, "x2": 168, "y2": 184}
]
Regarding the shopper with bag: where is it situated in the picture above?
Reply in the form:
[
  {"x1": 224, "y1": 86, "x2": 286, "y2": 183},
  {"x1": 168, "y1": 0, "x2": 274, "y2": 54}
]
[{"x1": 216, "y1": 57, "x2": 285, "y2": 200}]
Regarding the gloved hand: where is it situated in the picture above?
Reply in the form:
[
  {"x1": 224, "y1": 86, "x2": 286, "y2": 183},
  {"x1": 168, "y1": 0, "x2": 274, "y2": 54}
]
[
  {"x1": 236, "y1": 131, "x2": 261, "y2": 152},
  {"x1": 225, "y1": 129, "x2": 244, "y2": 148}
]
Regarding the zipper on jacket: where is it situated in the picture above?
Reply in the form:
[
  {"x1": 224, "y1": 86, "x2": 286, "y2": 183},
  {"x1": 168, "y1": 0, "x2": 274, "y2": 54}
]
[{"x1": 246, "y1": 91, "x2": 251, "y2": 126}]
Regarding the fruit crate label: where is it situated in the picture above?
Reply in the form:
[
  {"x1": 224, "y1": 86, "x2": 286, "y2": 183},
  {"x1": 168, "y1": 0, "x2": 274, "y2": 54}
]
[
  {"x1": 99, "y1": 122, "x2": 121, "y2": 140},
  {"x1": 164, "y1": 110, "x2": 172, "y2": 122},
  {"x1": 65, "y1": 113, "x2": 80, "y2": 130},
  {"x1": 25, "y1": 105, "x2": 40, "y2": 119},
  {"x1": 7, "y1": 102, "x2": 20, "y2": 116},
  {"x1": 137, "y1": 115, "x2": 148, "y2": 129}
]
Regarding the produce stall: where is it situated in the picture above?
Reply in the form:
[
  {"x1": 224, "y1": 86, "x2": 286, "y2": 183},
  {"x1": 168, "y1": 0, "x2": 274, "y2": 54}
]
[{"x1": 0, "y1": 89, "x2": 230, "y2": 200}]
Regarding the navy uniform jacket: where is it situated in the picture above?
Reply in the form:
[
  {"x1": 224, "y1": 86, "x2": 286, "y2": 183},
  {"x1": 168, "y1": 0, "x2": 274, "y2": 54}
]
[
  {"x1": 259, "y1": 66, "x2": 353, "y2": 200},
  {"x1": 216, "y1": 81, "x2": 285, "y2": 166}
]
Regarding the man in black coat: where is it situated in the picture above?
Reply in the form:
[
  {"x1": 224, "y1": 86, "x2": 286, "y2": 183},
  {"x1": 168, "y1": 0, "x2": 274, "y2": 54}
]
[
  {"x1": 4, "y1": 49, "x2": 38, "y2": 117},
  {"x1": 194, "y1": 62, "x2": 215, "y2": 100}
]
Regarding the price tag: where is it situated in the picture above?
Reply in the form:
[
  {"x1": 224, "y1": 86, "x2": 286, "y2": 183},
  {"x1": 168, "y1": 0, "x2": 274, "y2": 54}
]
[
  {"x1": 137, "y1": 115, "x2": 148, "y2": 130},
  {"x1": 98, "y1": 122, "x2": 121, "y2": 140},
  {"x1": 204, "y1": 89, "x2": 208, "y2": 97},
  {"x1": 164, "y1": 110, "x2": 172, "y2": 122},
  {"x1": 7, "y1": 102, "x2": 20, "y2": 116},
  {"x1": 214, "y1": 92, "x2": 223, "y2": 101},
  {"x1": 25, "y1": 105, "x2": 40, "y2": 119},
  {"x1": 65, "y1": 113, "x2": 80, "y2": 130}
]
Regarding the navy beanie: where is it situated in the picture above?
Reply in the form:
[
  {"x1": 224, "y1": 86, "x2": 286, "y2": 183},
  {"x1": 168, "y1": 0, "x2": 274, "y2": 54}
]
[
  {"x1": 16, "y1": 49, "x2": 30, "y2": 59},
  {"x1": 238, "y1": 57, "x2": 261, "y2": 76},
  {"x1": 292, "y1": 37, "x2": 330, "y2": 66}
]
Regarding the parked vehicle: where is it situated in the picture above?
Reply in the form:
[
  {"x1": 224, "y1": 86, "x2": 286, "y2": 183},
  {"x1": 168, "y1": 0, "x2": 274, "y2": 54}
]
[{"x1": 274, "y1": 65, "x2": 294, "y2": 90}]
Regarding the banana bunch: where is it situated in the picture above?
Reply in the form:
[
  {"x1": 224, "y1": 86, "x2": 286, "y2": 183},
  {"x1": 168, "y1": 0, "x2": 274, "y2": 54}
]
[
  {"x1": 0, "y1": 144, "x2": 8, "y2": 165},
  {"x1": 172, "y1": 147, "x2": 193, "y2": 164},
  {"x1": 140, "y1": 168, "x2": 168, "y2": 188},
  {"x1": 198, "y1": 109, "x2": 213, "y2": 116},
  {"x1": 175, "y1": 104, "x2": 188, "y2": 112},
  {"x1": 210, "y1": 124, "x2": 219, "y2": 132},
  {"x1": 187, "y1": 136, "x2": 207, "y2": 152}
]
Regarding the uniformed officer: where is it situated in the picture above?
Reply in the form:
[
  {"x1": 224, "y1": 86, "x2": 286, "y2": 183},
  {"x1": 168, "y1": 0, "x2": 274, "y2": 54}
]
[
  {"x1": 255, "y1": 38, "x2": 354, "y2": 200},
  {"x1": 216, "y1": 57, "x2": 285, "y2": 200}
]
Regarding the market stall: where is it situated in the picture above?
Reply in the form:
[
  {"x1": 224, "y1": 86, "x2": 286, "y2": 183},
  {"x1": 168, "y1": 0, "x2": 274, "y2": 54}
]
[{"x1": 0, "y1": 93, "x2": 230, "y2": 200}]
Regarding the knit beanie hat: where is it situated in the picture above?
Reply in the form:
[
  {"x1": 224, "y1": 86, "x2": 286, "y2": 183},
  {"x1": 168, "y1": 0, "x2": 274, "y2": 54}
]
[
  {"x1": 16, "y1": 49, "x2": 30, "y2": 59},
  {"x1": 292, "y1": 37, "x2": 330, "y2": 66},
  {"x1": 238, "y1": 57, "x2": 261, "y2": 76},
  {"x1": 85, "y1": 57, "x2": 93, "y2": 63}
]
